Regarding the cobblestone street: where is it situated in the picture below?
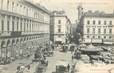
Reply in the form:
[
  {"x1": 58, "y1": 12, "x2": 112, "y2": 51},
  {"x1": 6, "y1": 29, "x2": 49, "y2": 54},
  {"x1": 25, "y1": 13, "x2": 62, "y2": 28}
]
[
  {"x1": 45, "y1": 50, "x2": 72, "y2": 73},
  {"x1": 0, "y1": 55, "x2": 37, "y2": 73}
]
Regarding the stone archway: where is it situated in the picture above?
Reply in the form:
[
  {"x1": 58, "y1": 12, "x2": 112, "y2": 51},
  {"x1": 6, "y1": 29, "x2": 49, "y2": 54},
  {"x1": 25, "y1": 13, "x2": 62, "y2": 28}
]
[
  {"x1": 16, "y1": 39, "x2": 19, "y2": 44},
  {"x1": 7, "y1": 40, "x2": 10, "y2": 46},
  {"x1": 24, "y1": 37, "x2": 26, "y2": 41},
  {"x1": 20, "y1": 38, "x2": 23, "y2": 43},
  {"x1": 6, "y1": 39, "x2": 12, "y2": 58},
  {"x1": 0, "y1": 40, "x2": 6, "y2": 58},
  {"x1": 1, "y1": 41, "x2": 5, "y2": 48},
  {"x1": 12, "y1": 39, "x2": 15, "y2": 45}
]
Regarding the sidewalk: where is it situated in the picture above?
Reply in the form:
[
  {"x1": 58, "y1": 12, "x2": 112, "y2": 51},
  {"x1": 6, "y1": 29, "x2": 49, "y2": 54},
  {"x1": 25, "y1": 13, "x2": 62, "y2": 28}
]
[
  {"x1": 75, "y1": 60, "x2": 114, "y2": 73},
  {"x1": 0, "y1": 56, "x2": 38, "y2": 73}
]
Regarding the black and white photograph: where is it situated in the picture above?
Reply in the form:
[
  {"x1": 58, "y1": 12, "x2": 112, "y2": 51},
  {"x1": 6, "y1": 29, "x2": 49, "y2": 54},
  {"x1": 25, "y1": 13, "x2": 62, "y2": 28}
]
[{"x1": 0, "y1": 0, "x2": 114, "y2": 73}]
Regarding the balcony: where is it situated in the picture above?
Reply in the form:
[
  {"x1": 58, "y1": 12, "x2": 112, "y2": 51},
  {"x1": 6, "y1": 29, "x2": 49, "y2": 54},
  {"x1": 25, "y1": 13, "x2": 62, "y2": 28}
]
[
  {"x1": 11, "y1": 31, "x2": 22, "y2": 37},
  {"x1": 0, "y1": 31, "x2": 11, "y2": 37}
]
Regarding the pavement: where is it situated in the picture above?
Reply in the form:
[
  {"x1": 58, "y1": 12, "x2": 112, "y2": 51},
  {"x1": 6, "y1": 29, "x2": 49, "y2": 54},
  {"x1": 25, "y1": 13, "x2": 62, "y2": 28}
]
[
  {"x1": 0, "y1": 48, "x2": 114, "y2": 73},
  {"x1": 0, "y1": 55, "x2": 38, "y2": 73},
  {"x1": 75, "y1": 60, "x2": 114, "y2": 73},
  {"x1": 45, "y1": 50, "x2": 73, "y2": 73}
]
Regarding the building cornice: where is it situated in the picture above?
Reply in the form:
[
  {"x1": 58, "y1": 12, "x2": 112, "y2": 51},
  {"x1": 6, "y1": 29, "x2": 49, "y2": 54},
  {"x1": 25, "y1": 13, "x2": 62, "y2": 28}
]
[
  {"x1": 83, "y1": 12, "x2": 114, "y2": 18},
  {"x1": 0, "y1": 10, "x2": 50, "y2": 24},
  {"x1": 22, "y1": 0, "x2": 51, "y2": 15}
]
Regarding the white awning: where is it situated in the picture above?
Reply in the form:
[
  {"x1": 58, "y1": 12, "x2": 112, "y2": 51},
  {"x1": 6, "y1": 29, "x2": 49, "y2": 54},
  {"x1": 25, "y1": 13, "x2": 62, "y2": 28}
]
[
  {"x1": 56, "y1": 60, "x2": 69, "y2": 67},
  {"x1": 104, "y1": 42, "x2": 113, "y2": 44},
  {"x1": 55, "y1": 38, "x2": 62, "y2": 41}
]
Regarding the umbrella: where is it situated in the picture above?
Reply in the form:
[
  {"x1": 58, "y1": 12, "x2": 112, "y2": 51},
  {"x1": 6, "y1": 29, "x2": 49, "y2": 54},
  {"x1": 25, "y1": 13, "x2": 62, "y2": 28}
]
[
  {"x1": 80, "y1": 44, "x2": 102, "y2": 52},
  {"x1": 80, "y1": 44, "x2": 87, "y2": 48},
  {"x1": 56, "y1": 60, "x2": 69, "y2": 67}
]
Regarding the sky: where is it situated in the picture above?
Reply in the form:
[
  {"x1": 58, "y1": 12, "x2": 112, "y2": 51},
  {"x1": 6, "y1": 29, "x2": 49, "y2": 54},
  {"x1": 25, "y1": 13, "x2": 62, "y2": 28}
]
[{"x1": 31, "y1": 0, "x2": 114, "y2": 23}]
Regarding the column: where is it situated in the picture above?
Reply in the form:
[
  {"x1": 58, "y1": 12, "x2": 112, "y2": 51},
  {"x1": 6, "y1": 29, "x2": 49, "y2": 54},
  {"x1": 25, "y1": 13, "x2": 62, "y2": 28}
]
[
  {"x1": 14, "y1": 17, "x2": 17, "y2": 31},
  {"x1": 18, "y1": 18, "x2": 21, "y2": 31},
  {"x1": 20, "y1": 18, "x2": 22, "y2": 32},
  {"x1": 28, "y1": 20, "x2": 30, "y2": 32},
  {"x1": 32, "y1": 21, "x2": 34, "y2": 32},
  {"x1": 22, "y1": 19, "x2": 24, "y2": 32},
  {"x1": 30, "y1": 20, "x2": 32, "y2": 32},
  {"x1": 0, "y1": 14, "x2": 1, "y2": 32},
  {"x1": 25, "y1": 19, "x2": 27, "y2": 32},
  {"x1": 9, "y1": 16, "x2": 12, "y2": 32},
  {"x1": 4, "y1": 15, "x2": 7, "y2": 32},
  {"x1": 2, "y1": 0, "x2": 7, "y2": 10}
]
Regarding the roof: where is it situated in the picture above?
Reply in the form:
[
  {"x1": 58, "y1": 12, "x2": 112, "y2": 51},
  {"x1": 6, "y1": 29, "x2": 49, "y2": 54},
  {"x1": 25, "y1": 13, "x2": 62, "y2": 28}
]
[
  {"x1": 56, "y1": 60, "x2": 69, "y2": 67},
  {"x1": 22, "y1": 0, "x2": 51, "y2": 15},
  {"x1": 80, "y1": 44, "x2": 102, "y2": 52},
  {"x1": 84, "y1": 11, "x2": 114, "y2": 18}
]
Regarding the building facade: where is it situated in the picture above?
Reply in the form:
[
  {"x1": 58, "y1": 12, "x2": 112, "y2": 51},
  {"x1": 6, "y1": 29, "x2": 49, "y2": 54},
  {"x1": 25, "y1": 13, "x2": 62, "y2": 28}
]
[
  {"x1": 81, "y1": 11, "x2": 114, "y2": 45},
  {"x1": 77, "y1": 5, "x2": 114, "y2": 45},
  {"x1": 0, "y1": 0, "x2": 50, "y2": 63},
  {"x1": 50, "y1": 11, "x2": 71, "y2": 44}
]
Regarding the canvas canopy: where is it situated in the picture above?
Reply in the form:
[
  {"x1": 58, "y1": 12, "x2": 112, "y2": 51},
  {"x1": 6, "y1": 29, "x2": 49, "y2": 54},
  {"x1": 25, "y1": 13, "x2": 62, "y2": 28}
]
[
  {"x1": 80, "y1": 44, "x2": 102, "y2": 52},
  {"x1": 56, "y1": 60, "x2": 69, "y2": 67}
]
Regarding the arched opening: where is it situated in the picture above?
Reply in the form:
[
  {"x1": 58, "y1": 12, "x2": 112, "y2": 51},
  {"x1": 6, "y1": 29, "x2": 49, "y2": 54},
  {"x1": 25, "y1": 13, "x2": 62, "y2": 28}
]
[
  {"x1": 24, "y1": 37, "x2": 26, "y2": 41},
  {"x1": 7, "y1": 40, "x2": 10, "y2": 46},
  {"x1": 12, "y1": 39, "x2": 15, "y2": 45},
  {"x1": 16, "y1": 39, "x2": 19, "y2": 44},
  {"x1": 1, "y1": 41, "x2": 5, "y2": 48},
  {"x1": 27, "y1": 37, "x2": 29, "y2": 40}
]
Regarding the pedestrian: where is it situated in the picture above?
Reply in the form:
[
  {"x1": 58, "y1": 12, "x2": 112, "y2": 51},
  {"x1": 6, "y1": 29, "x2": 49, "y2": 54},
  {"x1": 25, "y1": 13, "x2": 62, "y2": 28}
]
[
  {"x1": 67, "y1": 64, "x2": 70, "y2": 72},
  {"x1": 72, "y1": 55, "x2": 74, "y2": 61},
  {"x1": 71, "y1": 67, "x2": 75, "y2": 73},
  {"x1": 17, "y1": 66, "x2": 20, "y2": 71},
  {"x1": 20, "y1": 65, "x2": 25, "y2": 72},
  {"x1": 26, "y1": 64, "x2": 30, "y2": 70}
]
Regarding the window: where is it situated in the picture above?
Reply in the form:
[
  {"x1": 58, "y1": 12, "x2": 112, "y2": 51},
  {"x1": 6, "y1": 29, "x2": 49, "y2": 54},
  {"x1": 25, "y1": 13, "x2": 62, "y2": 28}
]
[
  {"x1": 7, "y1": 0, "x2": 9, "y2": 10},
  {"x1": 12, "y1": 21, "x2": 14, "y2": 31},
  {"x1": 12, "y1": 2, "x2": 14, "y2": 11},
  {"x1": 104, "y1": 21, "x2": 106, "y2": 25},
  {"x1": 27, "y1": 21, "x2": 28, "y2": 31},
  {"x1": 87, "y1": 35, "x2": 89, "y2": 38},
  {"x1": 110, "y1": 21, "x2": 112, "y2": 25},
  {"x1": 17, "y1": 4, "x2": 18, "y2": 6},
  {"x1": 58, "y1": 20, "x2": 61, "y2": 24},
  {"x1": 87, "y1": 28, "x2": 90, "y2": 33},
  {"x1": 109, "y1": 29, "x2": 112, "y2": 34},
  {"x1": 1, "y1": 0, "x2": 3, "y2": 9},
  {"x1": 20, "y1": 5, "x2": 22, "y2": 7},
  {"x1": 98, "y1": 20, "x2": 101, "y2": 24},
  {"x1": 20, "y1": 22, "x2": 22, "y2": 31},
  {"x1": 24, "y1": 22, "x2": 26, "y2": 32},
  {"x1": 104, "y1": 29, "x2": 106, "y2": 34},
  {"x1": 93, "y1": 36, "x2": 95, "y2": 38},
  {"x1": 93, "y1": 20, "x2": 95, "y2": 24},
  {"x1": 17, "y1": 22, "x2": 19, "y2": 31},
  {"x1": 93, "y1": 28, "x2": 95, "y2": 34},
  {"x1": 58, "y1": 29, "x2": 61, "y2": 33},
  {"x1": 109, "y1": 36, "x2": 112, "y2": 39},
  {"x1": 98, "y1": 28, "x2": 101, "y2": 34},
  {"x1": 87, "y1": 20, "x2": 90, "y2": 24},
  {"x1": 7, "y1": 21, "x2": 10, "y2": 32},
  {"x1": 1, "y1": 20, "x2": 4, "y2": 33},
  {"x1": 98, "y1": 36, "x2": 100, "y2": 39},
  {"x1": 104, "y1": 36, "x2": 106, "y2": 39}
]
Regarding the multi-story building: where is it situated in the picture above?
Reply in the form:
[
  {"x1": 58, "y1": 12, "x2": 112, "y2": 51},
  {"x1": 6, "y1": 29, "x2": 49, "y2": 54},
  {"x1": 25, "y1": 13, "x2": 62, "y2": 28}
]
[
  {"x1": 82, "y1": 11, "x2": 114, "y2": 45},
  {"x1": 77, "y1": 5, "x2": 114, "y2": 45},
  {"x1": 50, "y1": 11, "x2": 71, "y2": 44},
  {"x1": 0, "y1": 0, "x2": 50, "y2": 62}
]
